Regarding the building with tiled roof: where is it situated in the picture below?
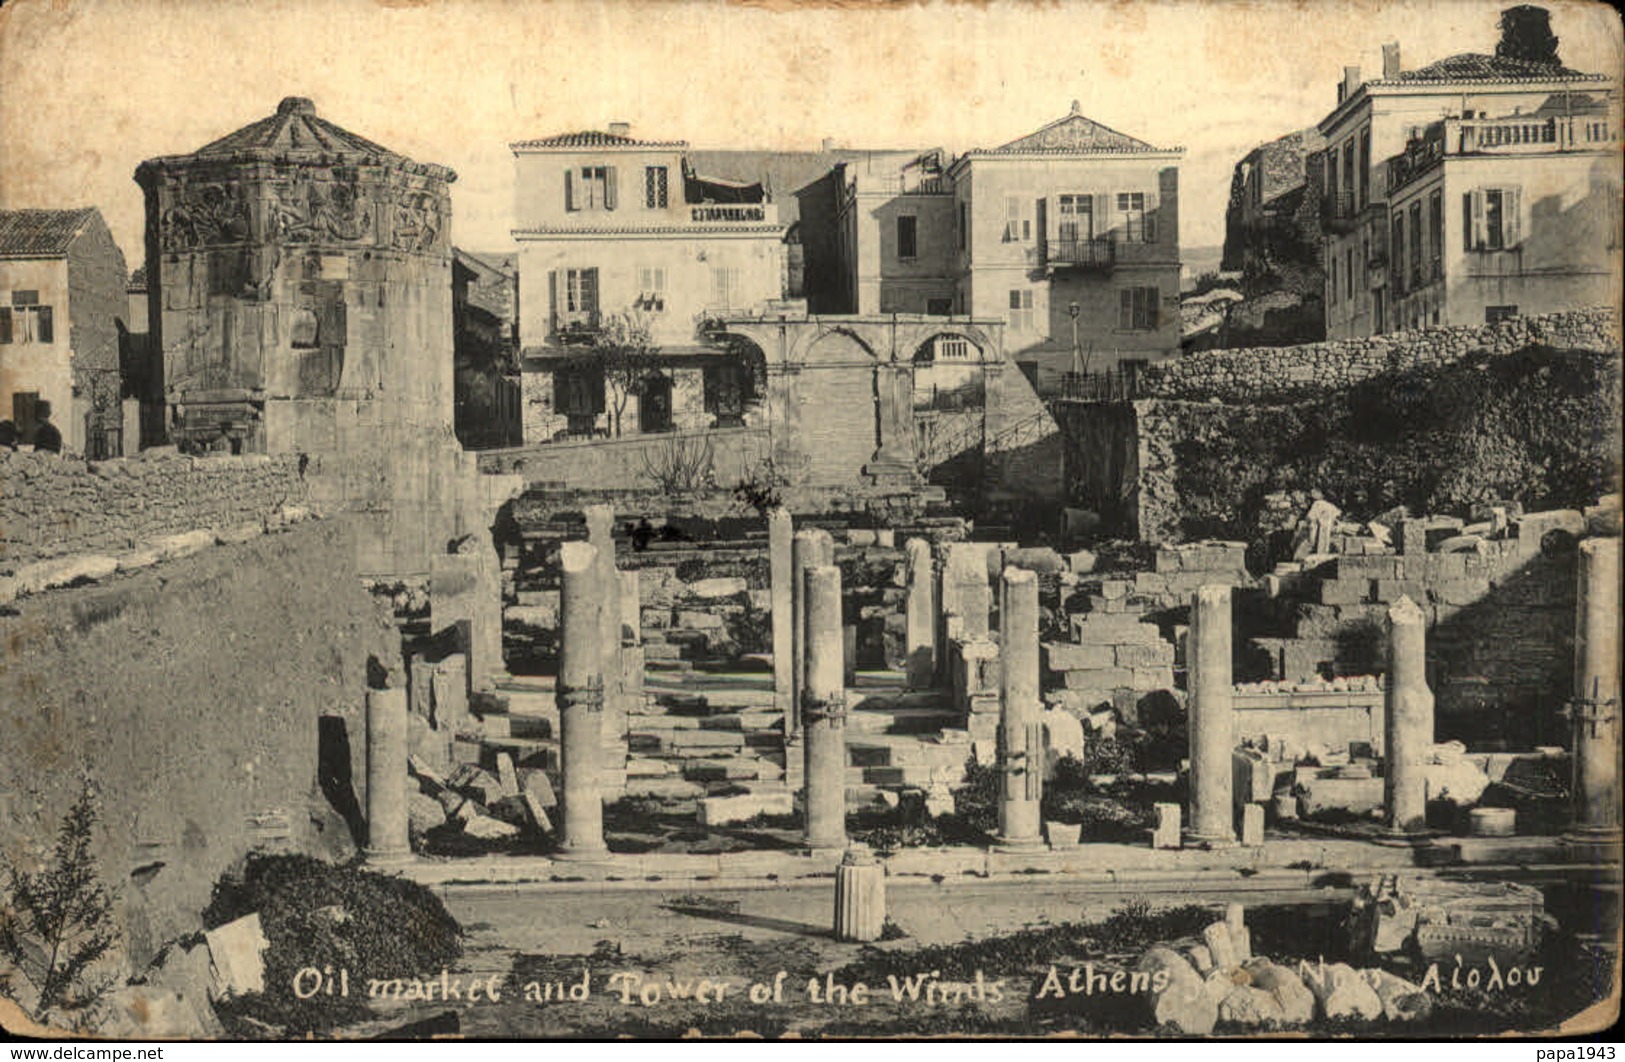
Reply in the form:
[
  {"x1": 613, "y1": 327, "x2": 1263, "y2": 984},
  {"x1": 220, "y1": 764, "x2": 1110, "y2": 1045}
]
[
  {"x1": 509, "y1": 122, "x2": 799, "y2": 441},
  {"x1": 0, "y1": 207, "x2": 129, "y2": 455},
  {"x1": 824, "y1": 101, "x2": 1185, "y2": 387},
  {"x1": 1311, "y1": 25, "x2": 1620, "y2": 339}
]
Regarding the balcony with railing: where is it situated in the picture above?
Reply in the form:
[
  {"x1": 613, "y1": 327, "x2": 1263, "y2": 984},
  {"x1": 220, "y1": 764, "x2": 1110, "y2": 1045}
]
[
  {"x1": 1319, "y1": 192, "x2": 1361, "y2": 234},
  {"x1": 1044, "y1": 235, "x2": 1115, "y2": 271},
  {"x1": 1387, "y1": 114, "x2": 1619, "y2": 196},
  {"x1": 1055, "y1": 368, "x2": 1141, "y2": 404}
]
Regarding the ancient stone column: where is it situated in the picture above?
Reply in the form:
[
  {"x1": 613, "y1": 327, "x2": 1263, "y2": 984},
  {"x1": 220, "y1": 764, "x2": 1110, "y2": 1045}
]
[
  {"x1": 1570, "y1": 537, "x2": 1622, "y2": 852},
  {"x1": 1384, "y1": 595, "x2": 1434, "y2": 836},
  {"x1": 584, "y1": 505, "x2": 624, "y2": 770},
  {"x1": 997, "y1": 566, "x2": 1044, "y2": 848},
  {"x1": 1187, "y1": 585, "x2": 1236, "y2": 845},
  {"x1": 833, "y1": 847, "x2": 886, "y2": 942},
  {"x1": 905, "y1": 538, "x2": 936, "y2": 689},
  {"x1": 618, "y1": 569, "x2": 644, "y2": 742},
  {"x1": 769, "y1": 507, "x2": 795, "y2": 726},
  {"x1": 556, "y1": 541, "x2": 608, "y2": 860},
  {"x1": 791, "y1": 528, "x2": 836, "y2": 736},
  {"x1": 364, "y1": 687, "x2": 411, "y2": 863},
  {"x1": 802, "y1": 563, "x2": 848, "y2": 851}
]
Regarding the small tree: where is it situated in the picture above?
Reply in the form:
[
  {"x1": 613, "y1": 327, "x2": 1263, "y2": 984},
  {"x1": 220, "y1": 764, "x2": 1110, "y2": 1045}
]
[
  {"x1": 1496, "y1": 5, "x2": 1560, "y2": 66},
  {"x1": 578, "y1": 309, "x2": 661, "y2": 438},
  {"x1": 0, "y1": 783, "x2": 117, "y2": 1019}
]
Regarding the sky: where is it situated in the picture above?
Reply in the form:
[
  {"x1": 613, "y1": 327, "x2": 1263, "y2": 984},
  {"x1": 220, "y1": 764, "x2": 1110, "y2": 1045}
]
[{"x1": 1, "y1": 0, "x2": 1620, "y2": 267}]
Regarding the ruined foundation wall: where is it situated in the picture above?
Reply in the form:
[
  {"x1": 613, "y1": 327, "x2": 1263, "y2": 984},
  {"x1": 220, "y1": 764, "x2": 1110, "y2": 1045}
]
[
  {"x1": 0, "y1": 518, "x2": 397, "y2": 966},
  {"x1": 0, "y1": 450, "x2": 309, "y2": 572},
  {"x1": 1140, "y1": 306, "x2": 1620, "y2": 403}
]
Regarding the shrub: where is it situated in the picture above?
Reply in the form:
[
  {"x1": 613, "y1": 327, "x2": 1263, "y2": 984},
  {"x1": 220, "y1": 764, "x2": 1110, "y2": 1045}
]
[
  {"x1": 0, "y1": 783, "x2": 117, "y2": 1021},
  {"x1": 203, "y1": 853, "x2": 462, "y2": 1036}
]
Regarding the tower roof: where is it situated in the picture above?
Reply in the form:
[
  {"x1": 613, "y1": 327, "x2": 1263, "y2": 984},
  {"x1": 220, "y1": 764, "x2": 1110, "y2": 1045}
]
[{"x1": 138, "y1": 97, "x2": 454, "y2": 181}]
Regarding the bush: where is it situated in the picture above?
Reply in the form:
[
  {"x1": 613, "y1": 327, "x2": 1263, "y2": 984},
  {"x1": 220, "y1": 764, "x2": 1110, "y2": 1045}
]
[
  {"x1": 0, "y1": 783, "x2": 116, "y2": 1021},
  {"x1": 203, "y1": 853, "x2": 462, "y2": 1036}
]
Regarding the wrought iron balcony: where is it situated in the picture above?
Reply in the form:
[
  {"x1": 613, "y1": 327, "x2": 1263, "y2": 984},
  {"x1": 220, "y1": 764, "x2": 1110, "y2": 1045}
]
[
  {"x1": 1045, "y1": 236, "x2": 1115, "y2": 271},
  {"x1": 1319, "y1": 193, "x2": 1361, "y2": 234}
]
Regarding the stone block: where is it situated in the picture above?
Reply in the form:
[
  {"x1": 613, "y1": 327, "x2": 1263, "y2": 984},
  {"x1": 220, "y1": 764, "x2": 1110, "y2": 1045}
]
[
  {"x1": 1297, "y1": 776, "x2": 1384, "y2": 817},
  {"x1": 1064, "y1": 667, "x2": 1135, "y2": 689},
  {"x1": 1066, "y1": 550, "x2": 1097, "y2": 574},
  {"x1": 697, "y1": 790, "x2": 794, "y2": 825},
  {"x1": 675, "y1": 610, "x2": 726, "y2": 631},
  {"x1": 685, "y1": 576, "x2": 748, "y2": 599},
  {"x1": 1373, "y1": 579, "x2": 1428, "y2": 604},
  {"x1": 1317, "y1": 579, "x2": 1367, "y2": 606},
  {"x1": 1153, "y1": 803, "x2": 1181, "y2": 848},
  {"x1": 1202, "y1": 921, "x2": 1238, "y2": 970},
  {"x1": 494, "y1": 752, "x2": 520, "y2": 797},
  {"x1": 1044, "y1": 642, "x2": 1113, "y2": 671},
  {"x1": 204, "y1": 913, "x2": 269, "y2": 999},
  {"x1": 1115, "y1": 642, "x2": 1173, "y2": 668},
  {"x1": 1241, "y1": 804, "x2": 1265, "y2": 846},
  {"x1": 519, "y1": 767, "x2": 557, "y2": 808},
  {"x1": 1232, "y1": 747, "x2": 1277, "y2": 806},
  {"x1": 462, "y1": 814, "x2": 520, "y2": 840}
]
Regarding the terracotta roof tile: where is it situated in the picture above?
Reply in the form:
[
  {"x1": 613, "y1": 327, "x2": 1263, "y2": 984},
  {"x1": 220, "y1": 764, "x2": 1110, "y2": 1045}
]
[
  {"x1": 1389, "y1": 53, "x2": 1600, "y2": 82},
  {"x1": 510, "y1": 130, "x2": 688, "y2": 150},
  {"x1": 0, "y1": 208, "x2": 98, "y2": 258}
]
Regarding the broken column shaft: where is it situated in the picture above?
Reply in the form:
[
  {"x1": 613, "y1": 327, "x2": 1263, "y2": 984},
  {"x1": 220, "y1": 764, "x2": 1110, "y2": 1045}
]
[
  {"x1": 364, "y1": 686, "x2": 411, "y2": 863},
  {"x1": 770, "y1": 507, "x2": 795, "y2": 726},
  {"x1": 791, "y1": 528, "x2": 836, "y2": 736},
  {"x1": 1570, "y1": 536, "x2": 1622, "y2": 851},
  {"x1": 905, "y1": 538, "x2": 936, "y2": 689},
  {"x1": 1187, "y1": 584, "x2": 1235, "y2": 845},
  {"x1": 1384, "y1": 595, "x2": 1434, "y2": 836},
  {"x1": 557, "y1": 540, "x2": 608, "y2": 859},
  {"x1": 584, "y1": 505, "x2": 623, "y2": 771},
  {"x1": 997, "y1": 566, "x2": 1043, "y2": 848},
  {"x1": 802, "y1": 563, "x2": 848, "y2": 851}
]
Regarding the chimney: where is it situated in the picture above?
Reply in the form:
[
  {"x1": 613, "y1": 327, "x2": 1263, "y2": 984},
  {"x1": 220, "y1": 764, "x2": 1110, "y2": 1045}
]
[
  {"x1": 1382, "y1": 42, "x2": 1401, "y2": 79},
  {"x1": 608, "y1": 121, "x2": 631, "y2": 138},
  {"x1": 1343, "y1": 66, "x2": 1362, "y2": 100},
  {"x1": 821, "y1": 137, "x2": 837, "y2": 152}
]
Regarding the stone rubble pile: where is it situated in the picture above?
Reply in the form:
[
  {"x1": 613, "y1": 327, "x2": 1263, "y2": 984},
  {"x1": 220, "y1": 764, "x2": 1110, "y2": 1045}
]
[{"x1": 1136, "y1": 904, "x2": 1432, "y2": 1034}]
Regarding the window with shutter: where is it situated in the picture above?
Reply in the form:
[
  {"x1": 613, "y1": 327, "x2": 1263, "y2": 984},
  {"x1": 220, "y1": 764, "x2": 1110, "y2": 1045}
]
[
  {"x1": 565, "y1": 170, "x2": 577, "y2": 212},
  {"x1": 1501, "y1": 187, "x2": 1521, "y2": 249},
  {"x1": 1117, "y1": 193, "x2": 1148, "y2": 243},
  {"x1": 1004, "y1": 197, "x2": 1030, "y2": 242},
  {"x1": 0, "y1": 307, "x2": 11, "y2": 344},
  {"x1": 1484, "y1": 189, "x2": 1504, "y2": 251},
  {"x1": 1467, "y1": 189, "x2": 1487, "y2": 251},
  {"x1": 1007, "y1": 289, "x2": 1033, "y2": 331},
  {"x1": 603, "y1": 166, "x2": 618, "y2": 211}
]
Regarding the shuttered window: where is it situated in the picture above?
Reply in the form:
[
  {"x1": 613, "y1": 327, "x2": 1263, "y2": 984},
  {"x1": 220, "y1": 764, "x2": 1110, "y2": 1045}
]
[
  {"x1": 1118, "y1": 286, "x2": 1159, "y2": 330},
  {"x1": 1464, "y1": 187, "x2": 1521, "y2": 251}
]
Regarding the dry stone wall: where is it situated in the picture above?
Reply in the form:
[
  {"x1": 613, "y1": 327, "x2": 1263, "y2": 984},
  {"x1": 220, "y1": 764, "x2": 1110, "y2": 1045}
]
[
  {"x1": 1141, "y1": 306, "x2": 1619, "y2": 404},
  {"x1": 1, "y1": 450, "x2": 308, "y2": 573}
]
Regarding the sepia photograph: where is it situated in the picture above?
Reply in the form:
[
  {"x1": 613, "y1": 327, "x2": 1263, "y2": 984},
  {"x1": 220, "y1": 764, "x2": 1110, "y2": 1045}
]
[{"x1": 0, "y1": 0, "x2": 1620, "y2": 1042}]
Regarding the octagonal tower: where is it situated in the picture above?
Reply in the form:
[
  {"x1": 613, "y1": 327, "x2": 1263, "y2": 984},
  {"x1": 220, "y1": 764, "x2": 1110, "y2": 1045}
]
[{"x1": 134, "y1": 98, "x2": 496, "y2": 575}]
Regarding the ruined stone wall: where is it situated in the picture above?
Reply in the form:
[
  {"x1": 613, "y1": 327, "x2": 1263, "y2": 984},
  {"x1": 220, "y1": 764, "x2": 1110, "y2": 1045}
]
[
  {"x1": 0, "y1": 450, "x2": 308, "y2": 572},
  {"x1": 1142, "y1": 307, "x2": 1620, "y2": 403},
  {"x1": 0, "y1": 517, "x2": 397, "y2": 967}
]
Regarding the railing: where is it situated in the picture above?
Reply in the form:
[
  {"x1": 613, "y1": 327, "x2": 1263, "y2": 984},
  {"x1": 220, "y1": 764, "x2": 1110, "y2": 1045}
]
[
  {"x1": 1320, "y1": 192, "x2": 1360, "y2": 232},
  {"x1": 690, "y1": 205, "x2": 768, "y2": 223},
  {"x1": 1056, "y1": 368, "x2": 1141, "y2": 403},
  {"x1": 1045, "y1": 236, "x2": 1115, "y2": 270},
  {"x1": 552, "y1": 315, "x2": 601, "y2": 342},
  {"x1": 1390, "y1": 115, "x2": 1620, "y2": 194},
  {"x1": 851, "y1": 175, "x2": 949, "y2": 197}
]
